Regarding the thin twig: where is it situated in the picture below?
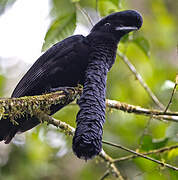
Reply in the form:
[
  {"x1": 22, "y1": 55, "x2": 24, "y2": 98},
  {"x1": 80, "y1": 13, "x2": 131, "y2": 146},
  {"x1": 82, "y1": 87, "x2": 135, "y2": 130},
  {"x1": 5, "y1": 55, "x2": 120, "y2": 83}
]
[
  {"x1": 102, "y1": 140, "x2": 178, "y2": 171},
  {"x1": 113, "y1": 144, "x2": 178, "y2": 163},
  {"x1": 75, "y1": 3, "x2": 94, "y2": 26},
  {"x1": 100, "y1": 150, "x2": 125, "y2": 180},
  {"x1": 95, "y1": 0, "x2": 101, "y2": 19},
  {"x1": 99, "y1": 170, "x2": 110, "y2": 180},
  {"x1": 106, "y1": 99, "x2": 178, "y2": 122},
  {"x1": 152, "y1": 114, "x2": 178, "y2": 122},
  {"x1": 117, "y1": 51, "x2": 165, "y2": 110},
  {"x1": 34, "y1": 111, "x2": 75, "y2": 136},
  {"x1": 164, "y1": 75, "x2": 178, "y2": 113}
]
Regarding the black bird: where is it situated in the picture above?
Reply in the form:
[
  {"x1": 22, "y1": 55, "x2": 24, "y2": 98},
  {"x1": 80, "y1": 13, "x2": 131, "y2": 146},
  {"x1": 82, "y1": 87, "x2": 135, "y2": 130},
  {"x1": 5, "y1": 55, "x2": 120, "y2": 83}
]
[{"x1": 0, "y1": 10, "x2": 142, "y2": 159}]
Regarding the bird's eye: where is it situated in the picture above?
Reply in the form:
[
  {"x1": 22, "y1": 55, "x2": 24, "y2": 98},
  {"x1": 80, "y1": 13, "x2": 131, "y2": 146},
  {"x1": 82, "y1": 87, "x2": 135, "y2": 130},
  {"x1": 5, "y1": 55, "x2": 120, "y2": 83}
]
[{"x1": 104, "y1": 23, "x2": 111, "y2": 26}]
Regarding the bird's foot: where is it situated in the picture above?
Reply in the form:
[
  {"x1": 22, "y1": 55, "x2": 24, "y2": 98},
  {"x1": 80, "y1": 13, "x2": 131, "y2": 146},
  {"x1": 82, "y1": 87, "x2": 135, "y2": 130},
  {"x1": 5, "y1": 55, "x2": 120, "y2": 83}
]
[{"x1": 49, "y1": 87, "x2": 76, "y2": 96}]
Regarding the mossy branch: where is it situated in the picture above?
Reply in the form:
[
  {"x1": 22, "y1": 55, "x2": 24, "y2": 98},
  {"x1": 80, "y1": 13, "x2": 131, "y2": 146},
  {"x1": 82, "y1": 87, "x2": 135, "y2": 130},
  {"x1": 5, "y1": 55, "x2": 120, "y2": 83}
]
[
  {"x1": 0, "y1": 87, "x2": 82, "y2": 124},
  {"x1": 1, "y1": 85, "x2": 178, "y2": 127}
]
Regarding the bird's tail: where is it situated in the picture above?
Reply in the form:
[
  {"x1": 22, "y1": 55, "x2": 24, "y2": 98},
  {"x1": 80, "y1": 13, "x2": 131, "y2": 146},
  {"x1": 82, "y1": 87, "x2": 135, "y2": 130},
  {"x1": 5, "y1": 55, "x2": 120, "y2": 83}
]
[
  {"x1": 0, "y1": 116, "x2": 39, "y2": 144},
  {"x1": 0, "y1": 117, "x2": 18, "y2": 143}
]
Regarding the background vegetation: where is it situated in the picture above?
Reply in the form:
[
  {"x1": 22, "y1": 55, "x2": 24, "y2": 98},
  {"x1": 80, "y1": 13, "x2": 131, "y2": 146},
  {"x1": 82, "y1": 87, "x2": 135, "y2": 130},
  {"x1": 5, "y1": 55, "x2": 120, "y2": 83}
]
[{"x1": 0, "y1": 0, "x2": 178, "y2": 179}]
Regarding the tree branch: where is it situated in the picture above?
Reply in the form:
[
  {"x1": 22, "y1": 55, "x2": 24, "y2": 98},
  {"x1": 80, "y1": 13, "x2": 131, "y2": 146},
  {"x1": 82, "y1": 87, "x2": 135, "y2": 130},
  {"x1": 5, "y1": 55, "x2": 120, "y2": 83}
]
[
  {"x1": 106, "y1": 99, "x2": 178, "y2": 122},
  {"x1": 1, "y1": 87, "x2": 178, "y2": 125},
  {"x1": 102, "y1": 140, "x2": 178, "y2": 171},
  {"x1": 35, "y1": 111, "x2": 75, "y2": 136},
  {"x1": 164, "y1": 74, "x2": 178, "y2": 113},
  {"x1": 75, "y1": 3, "x2": 94, "y2": 26},
  {"x1": 99, "y1": 150, "x2": 125, "y2": 180},
  {"x1": 113, "y1": 144, "x2": 178, "y2": 163},
  {"x1": 0, "y1": 87, "x2": 81, "y2": 124},
  {"x1": 99, "y1": 170, "x2": 110, "y2": 180}
]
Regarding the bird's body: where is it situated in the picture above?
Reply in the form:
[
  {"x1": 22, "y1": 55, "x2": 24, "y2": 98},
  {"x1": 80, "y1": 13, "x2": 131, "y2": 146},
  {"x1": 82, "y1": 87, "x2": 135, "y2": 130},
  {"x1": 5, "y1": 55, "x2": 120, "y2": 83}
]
[
  {"x1": 0, "y1": 10, "x2": 142, "y2": 159},
  {"x1": 0, "y1": 35, "x2": 90, "y2": 143},
  {"x1": 12, "y1": 35, "x2": 89, "y2": 97}
]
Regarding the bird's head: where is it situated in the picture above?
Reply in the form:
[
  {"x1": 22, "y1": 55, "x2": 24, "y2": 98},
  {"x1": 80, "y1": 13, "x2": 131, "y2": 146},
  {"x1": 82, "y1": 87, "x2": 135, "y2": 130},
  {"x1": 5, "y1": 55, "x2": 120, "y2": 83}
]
[{"x1": 91, "y1": 10, "x2": 143, "y2": 41}]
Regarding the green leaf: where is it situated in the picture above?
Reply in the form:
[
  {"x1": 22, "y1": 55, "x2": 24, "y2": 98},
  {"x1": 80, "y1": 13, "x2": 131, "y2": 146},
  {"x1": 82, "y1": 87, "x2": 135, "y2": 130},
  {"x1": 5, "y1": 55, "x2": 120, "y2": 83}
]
[
  {"x1": 98, "y1": 0, "x2": 119, "y2": 16},
  {"x1": 120, "y1": 33, "x2": 134, "y2": 43},
  {"x1": 110, "y1": 0, "x2": 120, "y2": 7},
  {"x1": 166, "y1": 122, "x2": 178, "y2": 142},
  {"x1": 44, "y1": 0, "x2": 77, "y2": 51},
  {"x1": 0, "y1": 75, "x2": 5, "y2": 96},
  {"x1": 152, "y1": 137, "x2": 169, "y2": 149},
  {"x1": 120, "y1": 34, "x2": 129, "y2": 43},
  {"x1": 42, "y1": 13, "x2": 76, "y2": 51},
  {"x1": 140, "y1": 135, "x2": 154, "y2": 151},
  {"x1": 79, "y1": 0, "x2": 96, "y2": 9},
  {"x1": 140, "y1": 135, "x2": 168, "y2": 151},
  {"x1": 133, "y1": 36, "x2": 150, "y2": 57},
  {"x1": 71, "y1": 0, "x2": 80, "y2": 3},
  {"x1": 52, "y1": 0, "x2": 75, "y2": 17},
  {"x1": 168, "y1": 148, "x2": 178, "y2": 159}
]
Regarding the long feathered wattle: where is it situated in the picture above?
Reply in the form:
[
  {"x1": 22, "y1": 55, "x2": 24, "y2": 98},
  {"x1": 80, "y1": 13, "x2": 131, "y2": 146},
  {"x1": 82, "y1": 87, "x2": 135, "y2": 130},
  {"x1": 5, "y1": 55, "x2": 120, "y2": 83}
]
[{"x1": 72, "y1": 38, "x2": 118, "y2": 159}]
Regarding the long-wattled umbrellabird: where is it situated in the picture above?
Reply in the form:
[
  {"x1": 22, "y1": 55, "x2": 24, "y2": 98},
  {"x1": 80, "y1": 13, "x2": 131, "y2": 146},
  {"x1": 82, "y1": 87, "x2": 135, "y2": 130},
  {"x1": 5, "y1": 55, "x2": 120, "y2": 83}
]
[{"x1": 0, "y1": 10, "x2": 142, "y2": 160}]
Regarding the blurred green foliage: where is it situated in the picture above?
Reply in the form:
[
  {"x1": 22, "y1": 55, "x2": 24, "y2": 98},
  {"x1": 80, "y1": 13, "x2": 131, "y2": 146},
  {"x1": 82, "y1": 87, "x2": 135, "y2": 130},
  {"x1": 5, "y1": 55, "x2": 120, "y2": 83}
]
[
  {"x1": 0, "y1": 74, "x2": 5, "y2": 96},
  {"x1": 0, "y1": 0, "x2": 178, "y2": 179}
]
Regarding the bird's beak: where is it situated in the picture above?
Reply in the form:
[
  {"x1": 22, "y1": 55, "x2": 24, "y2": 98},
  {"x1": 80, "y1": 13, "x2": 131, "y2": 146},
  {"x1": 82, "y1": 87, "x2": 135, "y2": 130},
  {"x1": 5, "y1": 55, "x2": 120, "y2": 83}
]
[{"x1": 115, "y1": 26, "x2": 138, "y2": 31}]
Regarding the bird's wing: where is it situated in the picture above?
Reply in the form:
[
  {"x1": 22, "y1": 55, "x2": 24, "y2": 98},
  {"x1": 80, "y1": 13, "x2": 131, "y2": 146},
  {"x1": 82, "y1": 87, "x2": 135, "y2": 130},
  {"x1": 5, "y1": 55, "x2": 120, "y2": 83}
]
[{"x1": 12, "y1": 35, "x2": 85, "y2": 98}]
